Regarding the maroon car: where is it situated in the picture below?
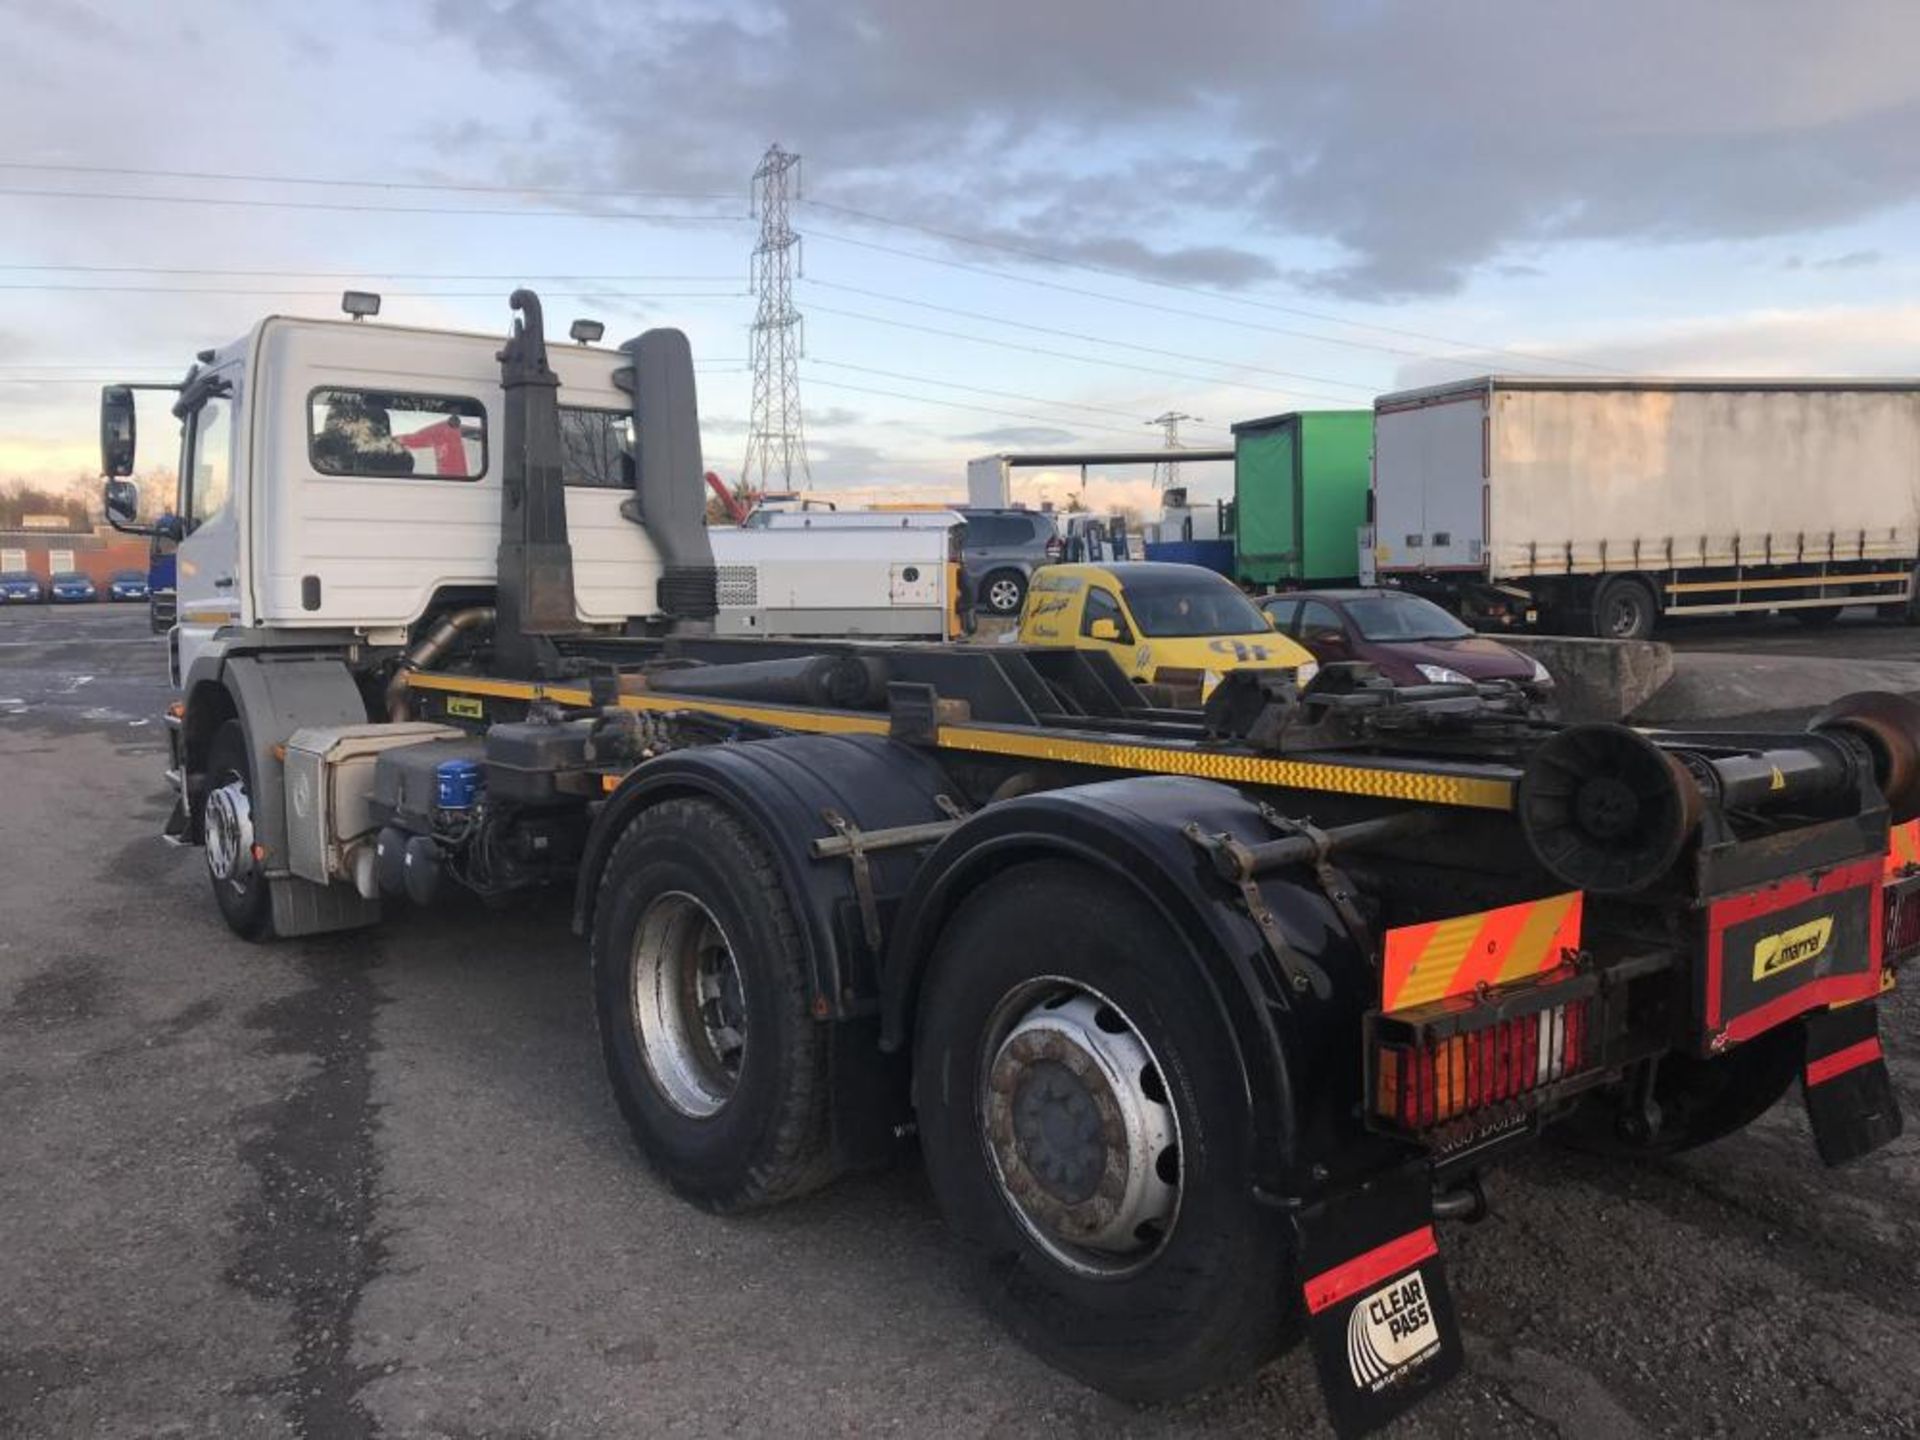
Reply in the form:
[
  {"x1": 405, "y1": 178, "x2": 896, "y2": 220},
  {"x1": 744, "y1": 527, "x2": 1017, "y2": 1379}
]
[{"x1": 1259, "y1": 588, "x2": 1553, "y2": 698}]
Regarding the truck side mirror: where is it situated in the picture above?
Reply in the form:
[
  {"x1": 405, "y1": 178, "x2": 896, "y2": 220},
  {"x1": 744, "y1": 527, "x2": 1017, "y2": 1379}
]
[
  {"x1": 103, "y1": 477, "x2": 140, "y2": 529},
  {"x1": 1089, "y1": 617, "x2": 1121, "y2": 642},
  {"x1": 100, "y1": 385, "x2": 136, "y2": 477}
]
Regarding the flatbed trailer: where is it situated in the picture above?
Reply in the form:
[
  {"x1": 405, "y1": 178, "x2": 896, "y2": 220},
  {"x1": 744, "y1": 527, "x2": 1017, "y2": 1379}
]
[{"x1": 101, "y1": 293, "x2": 1913, "y2": 1435}]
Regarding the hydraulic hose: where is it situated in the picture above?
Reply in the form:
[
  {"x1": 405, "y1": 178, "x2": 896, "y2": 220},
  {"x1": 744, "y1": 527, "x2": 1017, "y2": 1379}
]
[{"x1": 385, "y1": 606, "x2": 495, "y2": 720}]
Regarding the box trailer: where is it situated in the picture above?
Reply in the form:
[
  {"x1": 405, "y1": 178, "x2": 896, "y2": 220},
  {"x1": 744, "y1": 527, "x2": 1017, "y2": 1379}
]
[
  {"x1": 1367, "y1": 377, "x2": 1920, "y2": 637},
  {"x1": 1232, "y1": 410, "x2": 1373, "y2": 588}
]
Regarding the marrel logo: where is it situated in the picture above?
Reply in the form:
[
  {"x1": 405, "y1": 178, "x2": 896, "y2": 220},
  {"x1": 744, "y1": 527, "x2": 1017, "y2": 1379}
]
[
  {"x1": 1347, "y1": 1269, "x2": 1441, "y2": 1392},
  {"x1": 1751, "y1": 916, "x2": 1832, "y2": 982}
]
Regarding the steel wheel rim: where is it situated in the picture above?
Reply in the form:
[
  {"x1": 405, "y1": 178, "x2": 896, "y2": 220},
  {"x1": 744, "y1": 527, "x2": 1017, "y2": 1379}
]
[
  {"x1": 1605, "y1": 594, "x2": 1642, "y2": 638},
  {"x1": 630, "y1": 890, "x2": 748, "y2": 1118},
  {"x1": 205, "y1": 775, "x2": 255, "y2": 890},
  {"x1": 977, "y1": 977, "x2": 1183, "y2": 1280}
]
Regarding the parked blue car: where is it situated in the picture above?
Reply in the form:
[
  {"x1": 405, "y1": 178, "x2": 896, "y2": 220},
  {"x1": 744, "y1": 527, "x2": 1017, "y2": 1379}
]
[
  {"x1": 0, "y1": 570, "x2": 45, "y2": 604},
  {"x1": 48, "y1": 571, "x2": 98, "y2": 604},
  {"x1": 107, "y1": 568, "x2": 149, "y2": 603}
]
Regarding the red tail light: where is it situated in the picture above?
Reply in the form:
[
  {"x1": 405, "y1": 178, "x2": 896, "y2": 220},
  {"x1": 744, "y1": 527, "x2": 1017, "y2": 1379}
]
[
  {"x1": 1044, "y1": 535, "x2": 1065, "y2": 561},
  {"x1": 1375, "y1": 999, "x2": 1592, "y2": 1131}
]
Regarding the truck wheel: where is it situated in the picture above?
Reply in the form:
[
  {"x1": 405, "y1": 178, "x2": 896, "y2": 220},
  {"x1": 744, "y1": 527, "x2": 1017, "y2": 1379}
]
[
  {"x1": 1790, "y1": 605, "x2": 1843, "y2": 628},
  {"x1": 591, "y1": 798, "x2": 833, "y2": 1212},
  {"x1": 1591, "y1": 577, "x2": 1657, "y2": 641},
  {"x1": 913, "y1": 861, "x2": 1298, "y2": 1402},
  {"x1": 979, "y1": 569, "x2": 1027, "y2": 616},
  {"x1": 203, "y1": 719, "x2": 275, "y2": 941}
]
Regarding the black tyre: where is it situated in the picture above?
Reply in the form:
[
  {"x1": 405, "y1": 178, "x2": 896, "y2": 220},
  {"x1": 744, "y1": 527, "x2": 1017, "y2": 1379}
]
[
  {"x1": 203, "y1": 719, "x2": 274, "y2": 941},
  {"x1": 1591, "y1": 576, "x2": 1658, "y2": 641},
  {"x1": 1790, "y1": 606, "x2": 1843, "y2": 628},
  {"x1": 591, "y1": 798, "x2": 833, "y2": 1212},
  {"x1": 978, "y1": 569, "x2": 1028, "y2": 616},
  {"x1": 913, "y1": 861, "x2": 1298, "y2": 1402},
  {"x1": 1556, "y1": 1024, "x2": 1802, "y2": 1158}
]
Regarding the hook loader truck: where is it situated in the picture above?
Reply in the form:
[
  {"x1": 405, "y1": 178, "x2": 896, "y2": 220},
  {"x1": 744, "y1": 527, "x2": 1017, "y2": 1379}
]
[{"x1": 100, "y1": 291, "x2": 1915, "y2": 1435}]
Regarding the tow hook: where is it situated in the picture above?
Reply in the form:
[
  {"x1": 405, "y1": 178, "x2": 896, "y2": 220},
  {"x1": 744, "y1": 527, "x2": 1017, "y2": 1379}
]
[{"x1": 1432, "y1": 1173, "x2": 1488, "y2": 1224}]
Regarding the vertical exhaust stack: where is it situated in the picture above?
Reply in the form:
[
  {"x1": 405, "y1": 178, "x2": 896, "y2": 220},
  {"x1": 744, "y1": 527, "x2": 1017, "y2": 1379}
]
[
  {"x1": 617, "y1": 328, "x2": 718, "y2": 632},
  {"x1": 495, "y1": 290, "x2": 582, "y2": 676}
]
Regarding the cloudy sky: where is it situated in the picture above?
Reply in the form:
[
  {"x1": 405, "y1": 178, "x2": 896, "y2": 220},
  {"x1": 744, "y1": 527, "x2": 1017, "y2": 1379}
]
[{"x1": 2, "y1": 0, "x2": 1916, "y2": 513}]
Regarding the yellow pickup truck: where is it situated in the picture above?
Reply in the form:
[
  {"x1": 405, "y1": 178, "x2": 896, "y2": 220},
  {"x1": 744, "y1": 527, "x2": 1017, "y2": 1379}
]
[{"x1": 1016, "y1": 561, "x2": 1318, "y2": 698}]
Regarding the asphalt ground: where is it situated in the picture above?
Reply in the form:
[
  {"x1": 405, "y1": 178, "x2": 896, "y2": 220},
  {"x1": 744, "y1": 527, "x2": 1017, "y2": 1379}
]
[{"x1": 2, "y1": 603, "x2": 1917, "y2": 1439}]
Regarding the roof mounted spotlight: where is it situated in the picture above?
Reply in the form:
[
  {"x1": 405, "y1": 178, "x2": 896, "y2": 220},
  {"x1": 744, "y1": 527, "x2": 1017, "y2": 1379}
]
[
  {"x1": 569, "y1": 318, "x2": 605, "y2": 344},
  {"x1": 341, "y1": 290, "x2": 381, "y2": 322}
]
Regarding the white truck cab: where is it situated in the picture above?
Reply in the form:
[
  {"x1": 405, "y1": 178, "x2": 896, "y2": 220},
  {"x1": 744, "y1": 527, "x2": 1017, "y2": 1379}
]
[{"x1": 123, "y1": 315, "x2": 664, "y2": 685}]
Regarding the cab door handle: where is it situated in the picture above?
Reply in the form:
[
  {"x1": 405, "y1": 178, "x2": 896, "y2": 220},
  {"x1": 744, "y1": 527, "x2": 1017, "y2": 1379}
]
[{"x1": 213, "y1": 575, "x2": 233, "y2": 589}]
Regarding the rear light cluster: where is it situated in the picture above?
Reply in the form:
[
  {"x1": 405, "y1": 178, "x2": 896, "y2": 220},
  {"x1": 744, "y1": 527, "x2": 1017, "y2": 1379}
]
[
  {"x1": 1885, "y1": 878, "x2": 1920, "y2": 964},
  {"x1": 1375, "y1": 999, "x2": 1592, "y2": 1130},
  {"x1": 1044, "y1": 535, "x2": 1065, "y2": 561}
]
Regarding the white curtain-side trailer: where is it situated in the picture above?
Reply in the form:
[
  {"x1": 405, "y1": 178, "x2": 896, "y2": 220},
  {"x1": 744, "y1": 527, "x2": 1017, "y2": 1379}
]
[{"x1": 1367, "y1": 377, "x2": 1920, "y2": 638}]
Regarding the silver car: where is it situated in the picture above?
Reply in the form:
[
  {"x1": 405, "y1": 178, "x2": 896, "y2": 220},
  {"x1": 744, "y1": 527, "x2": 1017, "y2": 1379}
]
[{"x1": 960, "y1": 508, "x2": 1064, "y2": 616}]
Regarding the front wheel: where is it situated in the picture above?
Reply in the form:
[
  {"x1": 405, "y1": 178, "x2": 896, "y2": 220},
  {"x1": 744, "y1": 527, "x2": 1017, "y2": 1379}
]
[
  {"x1": 203, "y1": 719, "x2": 274, "y2": 941},
  {"x1": 591, "y1": 798, "x2": 834, "y2": 1212},
  {"x1": 913, "y1": 861, "x2": 1298, "y2": 1402}
]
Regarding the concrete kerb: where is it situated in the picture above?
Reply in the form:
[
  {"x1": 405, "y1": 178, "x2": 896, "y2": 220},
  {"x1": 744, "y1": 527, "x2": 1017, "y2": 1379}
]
[{"x1": 1500, "y1": 635, "x2": 1674, "y2": 723}]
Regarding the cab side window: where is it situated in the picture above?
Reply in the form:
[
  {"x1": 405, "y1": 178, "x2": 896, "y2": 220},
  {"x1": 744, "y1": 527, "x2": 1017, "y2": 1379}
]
[
  {"x1": 308, "y1": 389, "x2": 486, "y2": 479},
  {"x1": 185, "y1": 394, "x2": 233, "y2": 534},
  {"x1": 1299, "y1": 600, "x2": 1346, "y2": 644},
  {"x1": 1264, "y1": 597, "x2": 1301, "y2": 634},
  {"x1": 558, "y1": 406, "x2": 635, "y2": 488},
  {"x1": 1082, "y1": 586, "x2": 1133, "y2": 643}
]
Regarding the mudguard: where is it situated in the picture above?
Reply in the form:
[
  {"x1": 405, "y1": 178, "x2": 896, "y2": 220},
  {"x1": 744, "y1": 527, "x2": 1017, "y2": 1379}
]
[
  {"x1": 185, "y1": 651, "x2": 378, "y2": 936},
  {"x1": 574, "y1": 733, "x2": 961, "y2": 1018},
  {"x1": 880, "y1": 774, "x2": 1376, "y2": 1193}
]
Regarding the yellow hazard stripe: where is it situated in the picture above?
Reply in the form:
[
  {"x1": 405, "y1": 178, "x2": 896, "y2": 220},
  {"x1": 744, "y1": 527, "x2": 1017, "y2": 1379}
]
[
  {"x1": 404, "y1": 672, "x2": 1515, "y2": 811},
  {"x1": 1887, "y1": 818, "x2": 1920, "y2": 876},
  {"x1": 1383, "y1": 892, "x2": 1583, "y2": 1011},
  {"x1": 1665, "y1": 571, "x2": 1911, "y2": 595}
]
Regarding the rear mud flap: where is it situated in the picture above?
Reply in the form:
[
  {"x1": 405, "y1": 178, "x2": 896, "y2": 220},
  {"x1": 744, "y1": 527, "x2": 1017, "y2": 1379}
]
[
  {"x1": 1803, "y1": 1002, "x2": 1902, "y2": 1166},
  {"x1": 1293, "y1": 1167, "x2": 1463, "y2": 1437}
]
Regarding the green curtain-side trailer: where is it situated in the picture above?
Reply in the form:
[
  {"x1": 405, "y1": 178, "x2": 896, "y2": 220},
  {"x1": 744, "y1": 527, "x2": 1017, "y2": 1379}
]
[{"x1": 1231, "y1": 410, "x2": 1373, "y2": 586}]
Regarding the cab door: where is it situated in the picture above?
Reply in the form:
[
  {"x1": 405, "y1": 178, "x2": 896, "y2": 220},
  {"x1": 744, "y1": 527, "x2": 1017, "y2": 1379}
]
[{"x1": 172, "y1": 367, "x2": 243, "y2": 678}]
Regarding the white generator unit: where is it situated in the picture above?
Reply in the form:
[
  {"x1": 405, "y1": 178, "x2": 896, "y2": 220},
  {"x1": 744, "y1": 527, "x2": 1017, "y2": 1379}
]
[{"x1": 708, "y1": 523, "x2": 960, "y2": 639}]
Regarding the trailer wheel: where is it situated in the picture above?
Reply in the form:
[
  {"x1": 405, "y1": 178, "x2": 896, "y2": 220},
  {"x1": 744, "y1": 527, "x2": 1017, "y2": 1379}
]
[
  {"x1": 1591, "y1": 577, "x2": 1657, "y2": 641},
  {"x1": 203, "y1": 719, "x2": 274, "y2": 941},
  {"x1": 913, "y1": 860, "x2": 1297, "y2": 1402},
  {"x1": 591, "y1": 798, "x2": 832, "y2": 1212},
  {"x1": 1557, "y1": 1023, "x2": 1802, "y2": 1158},
  {"x1": 979, "y1": 569, "x2": 1028, "y2": 616},
  {"x1": 1790, "y1": 605, "x2": 1843, "y2": 628}
]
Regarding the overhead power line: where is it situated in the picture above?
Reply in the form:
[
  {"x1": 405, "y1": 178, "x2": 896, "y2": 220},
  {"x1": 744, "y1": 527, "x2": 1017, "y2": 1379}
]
[
  {"x1": 805, "y1": 279, "x2": 1375, "y2": 394},
  {"x1": 803, "y1": 374, "x2": 1153, "y2": 443},
  {"x1": 811, "y1": 228, "x2": 1496, "y2": 370},
  {"x1": 806, "y1": 300, "x2": 1357, "y2": 405},
  {"x1": 0, "y1": 159, "x2": 733, "y2": 201},
  {"x1": 810, "y1": 357, "x2": 1232, "y2": 437},
  {"x1": 0, "y1": 186, "x2": 747, "y2": 223},
  {"x1": 802, "y1": 197, "x2": 1611, "y2": 373},
  {"x1": 0, "y1": 264, "x2": 738, "y2": 281},
  {"x1": 0, "y1": 283, "x2": 745, "y2": 299}
]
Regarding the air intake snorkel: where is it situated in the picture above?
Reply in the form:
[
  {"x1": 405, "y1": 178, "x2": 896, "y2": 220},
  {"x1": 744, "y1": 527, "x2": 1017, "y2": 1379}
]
[{"x1": 616, "y1": 328, "x2": 718, "y2": 631}]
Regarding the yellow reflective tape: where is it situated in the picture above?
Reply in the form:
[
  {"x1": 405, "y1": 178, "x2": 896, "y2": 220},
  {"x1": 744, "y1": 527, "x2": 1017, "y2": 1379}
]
[
  {"x1": 1391, "y1": 912, "x2": 1489, "y2": 1010},
  {"x1": 403, "y1": 673, "x2": 1515, "y2": 810},
  {"x1": 933, "y1": 726, "x2": 1514, "y2": 810},
  {"x1": 1665, "y1": 571, "x2": 1910, "y2": 595}
]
